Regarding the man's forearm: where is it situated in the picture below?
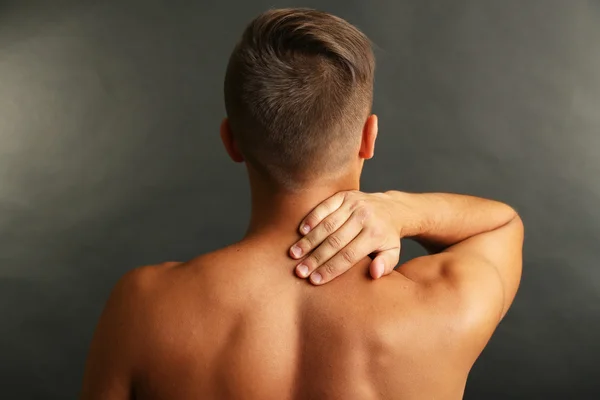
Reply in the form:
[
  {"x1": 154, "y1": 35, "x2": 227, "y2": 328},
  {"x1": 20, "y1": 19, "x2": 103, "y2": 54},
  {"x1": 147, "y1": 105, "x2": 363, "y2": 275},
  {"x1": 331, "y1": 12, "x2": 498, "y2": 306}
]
[{"x1": 385, "y1": 191, "x2": 519, "y2": 253}]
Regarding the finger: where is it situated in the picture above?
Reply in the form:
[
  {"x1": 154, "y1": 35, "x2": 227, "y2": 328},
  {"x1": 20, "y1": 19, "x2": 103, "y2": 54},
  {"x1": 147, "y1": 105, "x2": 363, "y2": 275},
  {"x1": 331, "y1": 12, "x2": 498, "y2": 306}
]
[
  {"x1": 298, "y1": 192, "x2": 346, "y2": 235},
  {"x1": 295, "y1": 211, "x2": 364, "y2": 278},
  {"x1": 290, "y1": 205, "x2": 352, "y2": 260},
  {"x1": 369, "y1": 248, "x2": 400, "y2": 279},
  {"x1": 309, "y1": 230, "x2": 374, "y2": 285}
]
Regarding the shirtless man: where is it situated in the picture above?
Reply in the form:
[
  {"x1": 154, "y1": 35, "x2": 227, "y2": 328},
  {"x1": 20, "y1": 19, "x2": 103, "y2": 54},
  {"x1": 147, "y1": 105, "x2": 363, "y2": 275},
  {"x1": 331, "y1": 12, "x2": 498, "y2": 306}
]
[{"x1": 80, "y1": 8, "x2": 524, "y2": 399}]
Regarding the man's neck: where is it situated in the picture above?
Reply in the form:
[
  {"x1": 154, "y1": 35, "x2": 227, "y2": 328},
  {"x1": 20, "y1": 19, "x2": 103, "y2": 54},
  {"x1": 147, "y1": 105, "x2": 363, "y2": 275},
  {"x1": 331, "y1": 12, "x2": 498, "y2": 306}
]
[{"x1": 243, "y1": 171, "x2": 360, "y2": 246}]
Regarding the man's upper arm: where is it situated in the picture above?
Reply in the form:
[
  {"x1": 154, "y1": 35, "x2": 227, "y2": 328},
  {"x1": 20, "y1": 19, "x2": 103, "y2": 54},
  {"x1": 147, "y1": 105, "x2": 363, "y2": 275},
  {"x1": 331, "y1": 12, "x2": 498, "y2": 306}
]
[
  {"x1": 443, "y1": 215, "x2": 524, "y2": 320},
  {"x1": 399, "y1": 215, "x2": 524, "y2": 323},
  {"x1": 80, "y1": 266, "x2": 154, "y2": 400}
]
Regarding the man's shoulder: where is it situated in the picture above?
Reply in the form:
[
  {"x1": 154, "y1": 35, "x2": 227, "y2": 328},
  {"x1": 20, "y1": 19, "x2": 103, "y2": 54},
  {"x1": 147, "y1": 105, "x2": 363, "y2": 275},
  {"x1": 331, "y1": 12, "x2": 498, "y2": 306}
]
[
  {"x1": 117, "y1": 261, "x2": 181, "y2": 291},
  {"x1": 390, "y1": 254, "x2": 504, "y2": 361},
  {"x1": 123, "y1": 245, "x2": 237, "y2": 284},
  {"x1": 105, "y1": 263, "x2": 174, "y2": 319},
  {"x1": 89, "y1": 263, "x2": 176, "y2": 363},
  {"x1": 105, "y1": 260, "x2": 210, "y2": 338},
  {"x1": 395, "y1": 253, "x2": 503, "y2": 318},
  {"x1": 114, "y1": 248, "x2": 241, "y2": 307}
]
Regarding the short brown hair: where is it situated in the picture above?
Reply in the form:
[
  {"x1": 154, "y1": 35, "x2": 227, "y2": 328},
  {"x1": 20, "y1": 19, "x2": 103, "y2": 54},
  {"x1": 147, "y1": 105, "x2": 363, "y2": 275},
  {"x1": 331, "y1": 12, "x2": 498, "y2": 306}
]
[{"x1": 224, "y1": 8, "x2": 375, "y2": 190}]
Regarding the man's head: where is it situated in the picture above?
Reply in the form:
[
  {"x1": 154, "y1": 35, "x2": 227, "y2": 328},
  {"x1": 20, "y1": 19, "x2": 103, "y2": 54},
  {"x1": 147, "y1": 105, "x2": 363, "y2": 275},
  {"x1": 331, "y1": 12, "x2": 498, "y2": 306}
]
[{"x1": 222, "y1": 8, "x2": 377, "y2": 191}]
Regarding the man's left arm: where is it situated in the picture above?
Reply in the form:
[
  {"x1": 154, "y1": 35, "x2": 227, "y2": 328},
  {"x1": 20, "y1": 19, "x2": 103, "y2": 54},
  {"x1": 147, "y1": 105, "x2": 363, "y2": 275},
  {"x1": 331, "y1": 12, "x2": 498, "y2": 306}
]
[{"x1": 80, "y1": 268, "x2": 149, "y2": 400}]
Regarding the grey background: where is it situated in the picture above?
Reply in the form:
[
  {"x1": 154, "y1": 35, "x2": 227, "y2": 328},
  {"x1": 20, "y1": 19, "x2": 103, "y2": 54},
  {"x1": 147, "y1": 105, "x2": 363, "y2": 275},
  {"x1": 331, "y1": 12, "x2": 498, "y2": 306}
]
[{"x1": 1, "y1": 0, "x2": 599, "y2": 398}]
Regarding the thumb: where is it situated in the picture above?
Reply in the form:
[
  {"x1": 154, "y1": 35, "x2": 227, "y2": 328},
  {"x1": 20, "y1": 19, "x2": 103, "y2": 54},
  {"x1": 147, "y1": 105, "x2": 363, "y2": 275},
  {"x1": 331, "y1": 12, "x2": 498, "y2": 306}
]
[{"x1": 369, "y1": 248, "x2": 400, "y2": 279}]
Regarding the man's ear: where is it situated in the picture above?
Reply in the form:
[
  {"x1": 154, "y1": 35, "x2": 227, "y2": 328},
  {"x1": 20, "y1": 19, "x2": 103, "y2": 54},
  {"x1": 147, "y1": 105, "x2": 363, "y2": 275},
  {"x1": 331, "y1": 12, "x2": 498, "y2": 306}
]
[
  {"x1": 359, "y1": 114, "x2": 378, "y2": 160},
  {"x1": 220, "y1": 118, "x2": 244, "y2": 163}
]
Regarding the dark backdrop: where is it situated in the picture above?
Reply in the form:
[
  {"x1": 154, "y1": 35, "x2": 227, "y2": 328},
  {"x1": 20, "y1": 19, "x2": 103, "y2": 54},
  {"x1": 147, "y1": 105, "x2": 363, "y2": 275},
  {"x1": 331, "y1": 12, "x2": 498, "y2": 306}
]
[{"x1": 1, "y1": 0, "x2": 599, "y2": 399}]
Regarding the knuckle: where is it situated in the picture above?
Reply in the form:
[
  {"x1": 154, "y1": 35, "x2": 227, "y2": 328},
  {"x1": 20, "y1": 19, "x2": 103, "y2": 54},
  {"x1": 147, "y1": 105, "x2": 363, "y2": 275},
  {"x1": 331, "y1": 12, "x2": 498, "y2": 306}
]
[
  {"x1": 352, "y1": 198, "x2": 366, "y2": 210},
  {"x1": 369, "y1": 226, "x2": 382, "y2": 239},
  {"x1": 326, "y1": 234, "x2": 342, "y2": 249},
  {"x1": 303, "y1": 235, "x2": 316, "y2": 247},
  {"x1": 356, "y1": 205, "x2": 372, "y2": 221},
  {"x1": 341, "y1": 248, "x2": 356, "y2": 264},
  {"x1": 347, "y1": 199, "x2": 357, "y2": 211},
  {"x1": 310, "y1": 252, "x2": 321, "y2": 264},
  {"x1": 324, "y1": 263, "x2": 336, "y2": 277},
  {"x1": 322, "y1": 218, "x2": 337, "y2": 234}
]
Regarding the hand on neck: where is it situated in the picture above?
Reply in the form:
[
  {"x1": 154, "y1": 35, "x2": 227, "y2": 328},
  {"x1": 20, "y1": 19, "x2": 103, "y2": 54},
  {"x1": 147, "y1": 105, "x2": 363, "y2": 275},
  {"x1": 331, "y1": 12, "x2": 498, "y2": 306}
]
[
  {"x1": 220, "y1": 115, "x2": 377, "y2": 247},
  {"x1": 244, "y1": 166, "x2": 361, "y2": 244}
]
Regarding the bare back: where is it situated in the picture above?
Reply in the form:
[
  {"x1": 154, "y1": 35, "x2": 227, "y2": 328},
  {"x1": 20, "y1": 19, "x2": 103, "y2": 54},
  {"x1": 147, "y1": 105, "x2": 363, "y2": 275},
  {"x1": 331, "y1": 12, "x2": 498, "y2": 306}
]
[{"x1": 118, "y1": 241, "x2": 487, "y2": 400}]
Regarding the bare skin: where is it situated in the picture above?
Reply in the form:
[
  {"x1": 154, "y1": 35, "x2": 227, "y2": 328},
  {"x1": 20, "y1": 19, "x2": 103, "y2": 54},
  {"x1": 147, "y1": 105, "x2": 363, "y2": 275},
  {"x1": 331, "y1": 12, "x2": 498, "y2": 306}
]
[
  {"x1": 81, "y1": 116, "x2": 524, "y2": 399},
  {"x1": 80, "y1": 190, "x2": 523, "y2": 400}
]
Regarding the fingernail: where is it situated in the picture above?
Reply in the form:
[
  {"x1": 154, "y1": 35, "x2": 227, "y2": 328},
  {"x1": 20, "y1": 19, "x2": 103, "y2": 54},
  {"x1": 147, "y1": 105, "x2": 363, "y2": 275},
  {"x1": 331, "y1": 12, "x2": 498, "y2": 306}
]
[
  {"x1": 297, "y1": 264, "x2": 308, "y2": 277},
  {"x1": 311, "y1": 272, "x2": 322, "y2": 284},
  {"x1": 373, "y1": 261, "x2": 384, "y2": 279},
  {"x1": 301, "y1": 224, "x2": 310, "y2": 234},
  {"x1": 291, "y1": 245, "x2": 303, "y2": 258}
]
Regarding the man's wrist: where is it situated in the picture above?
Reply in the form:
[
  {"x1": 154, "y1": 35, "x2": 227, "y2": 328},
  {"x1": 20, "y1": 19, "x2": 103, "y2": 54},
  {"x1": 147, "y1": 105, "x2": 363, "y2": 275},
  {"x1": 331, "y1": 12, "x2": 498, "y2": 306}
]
[{"x1": 384, "y1": 190, "x2": 431, "y2": 239}]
